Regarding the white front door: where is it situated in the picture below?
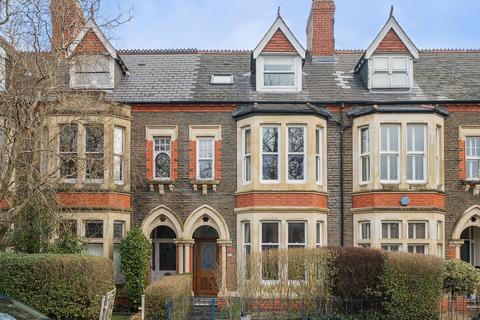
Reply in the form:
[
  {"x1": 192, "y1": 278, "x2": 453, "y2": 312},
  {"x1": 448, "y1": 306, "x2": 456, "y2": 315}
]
[{"x1": 152, "y1": 239, "x2": 177, "y2": 282}]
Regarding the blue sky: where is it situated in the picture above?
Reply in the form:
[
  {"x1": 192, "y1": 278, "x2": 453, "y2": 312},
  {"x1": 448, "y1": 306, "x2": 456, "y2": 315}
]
[{"x1": 99, "y1": 0, "x2": 480, "y2": 50}]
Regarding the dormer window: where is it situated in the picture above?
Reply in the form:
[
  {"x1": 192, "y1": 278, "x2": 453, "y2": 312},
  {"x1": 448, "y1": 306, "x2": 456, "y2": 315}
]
[
  {"x1": 371, "y1": 56, "x2": 411, "y2": 89},
  {"x1": 71, "y1": 55, "x2": 114, "y2": 90},
  {"x1": 257, "y1": 55, "x2": 302, "y2": 92}
]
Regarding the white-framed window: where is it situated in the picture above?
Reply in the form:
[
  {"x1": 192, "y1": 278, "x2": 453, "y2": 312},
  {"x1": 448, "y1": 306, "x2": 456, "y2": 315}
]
[
  {"x1": 407, "y1": 244, "x2": 427, "y2": 255},
  {"x1": 380, "y1": 124, "x2": 400, "y2": 183},
  {"x1": 407, "y1": 124, "x2": 426, "y2": 183},
  {"x1": 113, "y1": 221, "x2": 125, "y2": 239},
  {"x1": 360, "y1": 127, "x2": 370, "y2": 183},
  {"x1": 382, "y1": 221, "x2": 401, "y2": 239},
  {"x1": 85, "y1": 220, "x2": 103, "y2": 239},
  {"x1": 210, "y1": 74, "x2": 233, "y2": 85},
  {"x1": 154, "y1": 137, "x2": 171, "y2": 180},
  {"x1": 261, "y1": 126, "x2": 279, "y2": 182},
  {"x1": 59, "y1": 124, "x2": 78, "y2": 181},
  {"x1": 71, "y1": 55, "x2": 113, "y2": 89},
  {"x1": 316, "y1": 128, "x2": 323, "y2": 184},
  {"x1": 85, "y1": 124, "x2": 104, "y2": 182},
  {"x1": 466, "y1": 137, "x2": 480, "y2": 180},
  {"x1": 381, "y1": 244, "x2": 401, "y2": 252},
  {"x1": 263, "y1": 57, "x2": 295, "y2": 88},
  {"x1": 287, "y1": 126, "x2": 305, "y2": 182},
  {"x1": 114, "y1": 126, "x2": 125, "y2": 184},
  {"x1": 242, "y1": 127, "x2": 251, "y2": 183},
  {"x1": 261, "y1": 221, "x2": 280, "y2": 282},
  {"x1": 316, "y1": 222, "x2": 323, "y2": 248},
  {"x1": 197, "y1": 137, "x2": 215, "y2": 180},
  {"x1": 287, "y1": 221, "x2": 306, "y2": 281},
  {"x1": 243, "y1": 221, "x2": 251, "y2": 279},
  {"x1": 360, "y1": 221, "x2": 371, "y2": 240},
  {"x1": 371, "y1": 56, "x2": 410, "y2": 89},
  {"x1": 408, "y1": 221, "x2": 427, "y2": 239}
]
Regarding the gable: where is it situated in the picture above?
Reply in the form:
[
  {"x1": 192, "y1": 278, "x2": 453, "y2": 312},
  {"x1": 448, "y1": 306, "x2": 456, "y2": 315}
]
[
  {"x1": 75, "y1": 30, "x2": 108, "y2": 54},
  {"x1": 375, "y1": 29, "x2": 409, "y2": 53},
  {"x1": 263, "y1": 29, "x2": 296, "y2": 53}
]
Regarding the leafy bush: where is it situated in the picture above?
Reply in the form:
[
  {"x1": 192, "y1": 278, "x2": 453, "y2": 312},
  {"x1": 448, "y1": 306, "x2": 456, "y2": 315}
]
[
  {"x1": 381, "y1": 252, "x2": 444, "y2": 320},
  {"x1": 444, "y1": 259, "x2": 480, "y2": 296},
  {"x1": 0, "y1": 254, "x2": 114, "y2": 320},
  {"x1": 120, "y1": 227, "x2": 151, "y2": 309},
  {"x1": 331, "y1": 247, "x2": 384, "y2": 300},
  {"x1": 144, "y1": 274, "x2": 192, "y2": 320}
]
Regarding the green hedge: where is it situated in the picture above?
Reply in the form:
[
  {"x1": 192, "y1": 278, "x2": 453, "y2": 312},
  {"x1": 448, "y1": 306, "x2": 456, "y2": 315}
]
[
  {"x1": 0, "y1": 254, "x2": 114, "y2": 320},
  {"x1": 144, "y1": 274, "x2": 192, "y2": 320},
  {"x1": 381, "y1": 252, "x2": 444, "y2": 320}
]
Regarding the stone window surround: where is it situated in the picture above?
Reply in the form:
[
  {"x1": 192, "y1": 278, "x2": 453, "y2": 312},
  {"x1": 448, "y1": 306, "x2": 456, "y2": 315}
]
[
  {"x1": 353, "y1": 210, "x2": 445, "y2": 257},
  {"x1": 146, "y1": 125, "x2": 178, "y2": 183},
  {"x1": 459, "y1": 126, "x2": 480, "y2": 183},
  {"x1": 352, "y1": 113, "x2": 444, "y2": 193}
]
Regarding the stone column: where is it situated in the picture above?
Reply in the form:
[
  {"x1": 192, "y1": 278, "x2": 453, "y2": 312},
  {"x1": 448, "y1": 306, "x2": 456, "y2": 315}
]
[
  {"x1": 217, "y1": 239, "x2": 232, "y2": 295},
  {"x1": 174, "y1": 240, "x2": 184, "y2": 274},
  {"x1": 449, "y1": 240, "x2": 465, "y2": 260},
  {"x1": 184, "y1": 239, "x2": 194, "y2": 273}
]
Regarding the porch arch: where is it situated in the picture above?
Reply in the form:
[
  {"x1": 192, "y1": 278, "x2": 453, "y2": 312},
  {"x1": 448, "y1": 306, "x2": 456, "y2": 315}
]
[
  {"x1": 140, "y1": 205, "x2": 184, "y2": 239},
  {"x1": 183, "y1": 205, "x2": 230, "y2": 240},
  {"x1": 452, "y1": 205, "x2": 480, "y2": 239}
]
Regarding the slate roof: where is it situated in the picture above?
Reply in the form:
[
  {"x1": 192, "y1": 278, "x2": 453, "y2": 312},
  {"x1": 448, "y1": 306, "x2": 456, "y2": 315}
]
[
  {"x1": 107, "y1": 50, "x2": 480, "y2": 104},
  {"x1": 232, "y1": 103, "x2": 332, "y2": 119}
]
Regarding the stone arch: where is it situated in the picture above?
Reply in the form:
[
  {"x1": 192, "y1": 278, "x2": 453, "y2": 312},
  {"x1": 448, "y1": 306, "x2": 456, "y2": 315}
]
[
  {"x1": 183, "y1": 205, "x2": 230, "y2": 240},
  {"x1": 452, "y1": 205, "x2": 480, "y2": 239},
  {"x1": 140, "y1": 205, "x2": 184, "y2": 239}
]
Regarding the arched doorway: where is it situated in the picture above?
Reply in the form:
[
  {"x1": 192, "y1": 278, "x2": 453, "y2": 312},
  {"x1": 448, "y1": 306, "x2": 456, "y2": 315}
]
[
  {"x1": 460, "y1": 226, "x2": 480, "y2": 267},
  {"x1": 151, "y1": 226, "x2": 177, "y2": 282},
  {"x1": 193, "y1": 226, "x2": 219, "y2": 296},
  {"x1": 451, "y1": 206, "x2": 480, "y2": 266}
]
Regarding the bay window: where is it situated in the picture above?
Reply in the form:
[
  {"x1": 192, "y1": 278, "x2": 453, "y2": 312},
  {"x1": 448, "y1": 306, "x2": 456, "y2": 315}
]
[
  {"x1": 380, "y1": 124, "x2": 400, "y2": 182},
  {"x1": 316, "y1": 128, "x2": 323, "y2": 184},
  {"x1": 85, "y1": 125, "x2": 104, "y2": 181},
  {"x1": 287, "y1": 126, "x2": 305, "y2": 182},
  {"x1": 407, "y1": 124, "x2": 426, "y2": 182},
  {"x1": 466, "y1": 137, "x2": 480, "y2": 180},
  {"x1": 113, "y1": 127, "x2": 125, "y2": 184},
  {"x1": 261, "y1": 126, "x2": 279, "y2": 182},
  {"x1": 360, "y1": 127, "x2": 370, "y2": 183},
  {"x1": 154, "y1": 137, "x2": 171, "y2": 179},
  {"x1": 197, "y1": 137, "x2": 214, "y2": 180},
  {"x1": 261, "y1": 222, "x2": 280, "y2": 281},
  {"x1": 242, "y1": 127, "x2": 251, "y2": 183}
]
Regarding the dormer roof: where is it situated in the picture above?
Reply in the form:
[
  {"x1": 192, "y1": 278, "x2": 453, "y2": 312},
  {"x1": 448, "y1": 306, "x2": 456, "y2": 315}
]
[
  {"x1": 253, "y1": 15, "x2": 306, "y2": 59},
  {"x1": 364, "y1": 11, "x2": 419, "y2": 60}
]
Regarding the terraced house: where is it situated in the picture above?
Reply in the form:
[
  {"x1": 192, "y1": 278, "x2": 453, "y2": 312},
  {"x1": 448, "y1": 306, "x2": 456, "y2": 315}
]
[{"x1": 2, "y1": 0, "x2": 480, "y2": 297}]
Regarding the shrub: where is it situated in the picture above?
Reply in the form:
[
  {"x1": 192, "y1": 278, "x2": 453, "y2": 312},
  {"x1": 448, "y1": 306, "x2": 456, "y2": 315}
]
[
  {"x1": 444, "y1": 259, "x2": 480, "y2": 296},
  {"x1": 144, "y1": 274, "x2": 192, "y2": 320},
  {"x1": 381, "y1": 252, "x2": 444, "y2": 320},
  {"x1": 120, "y1": 227, "x2": 151, "y2": 309},
  {"x1": 331, "y1": 247, "x2": 384, "y2": 300},
  {"x1": 0, "y1": 254, "x2": 114, "y2": 320}
]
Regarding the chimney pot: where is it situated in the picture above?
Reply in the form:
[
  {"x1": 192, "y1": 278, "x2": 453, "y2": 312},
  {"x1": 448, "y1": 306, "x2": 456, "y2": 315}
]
[{"x1": 306, "y1": 0, "x2": 336, "y2": 57}]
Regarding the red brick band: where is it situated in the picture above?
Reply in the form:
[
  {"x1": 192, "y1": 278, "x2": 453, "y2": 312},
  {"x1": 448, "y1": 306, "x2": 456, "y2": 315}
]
[
  {"x1": 352, "y1": 192, "x2": 445, "y2": 209},
  {"x1": 57, "y1": 192, "x2": 131, "y2": 210},
  {"x1": 237, "y1": 192, "x2": 328, "y2": 208}
]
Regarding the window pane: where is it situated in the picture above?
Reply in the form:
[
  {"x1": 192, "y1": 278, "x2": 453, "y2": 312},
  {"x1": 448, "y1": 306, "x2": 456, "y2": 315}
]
[
  {"x1": 316, "y1": 222, "x2": 321, "y2": 245},
  {"x1": 361, "y1": 156, "x2": 370, "y2": 182},
  {"x1": 60, "y1": 125, "x2": 77, "y2": 153},
  {"x1": 262, "y1": 223, "x2": 279, "y2": 243},
  {"x1": 382, "y1": 223, "x2": 388, "y2": 239},
  {"x1": 316, "y1": 129, "x2": 321, "y2": 154},
  {"x1": 467, "y1": 160, "x2": 480, "y2": 180},
  {"x1": 85, "y1": 125, "x2": 104, "y2": 153},
  {"x1": 244, "y1": 223, "x2": 251, "y2": 243},
  {"x1": 155, "y1": 153, "x2": 171, "y2": 178},
  {"x1": 262, "y1": 127, "x2": 278, "y2": 153},
  {"x1": 198, "y1": 139, "x2": 213, "y2": 158},
  {"x1": 85, "y1": 221, "x2": 103, "y2": 239},
  {"x1": 415, "y1": 155, "x2": 424, "y2": 180},
  {"x1": 373, "y1": 73, "x2": 390, "y2": 88},
  {"x1": 262, "y1": 155, "x2": 278, "y2": 180},
  {"x1": 361, "y1": 223, "x2": 371, "y2": 239},
  {"x1": 373, "y1": 57, "x2": 389, "y2": 71},
  {"x1": 113, "y1": 221, "x2": 124, "y2": 239},
  {"x1": 262, "y1": 245, "x2": 279, "y2": 280},
  {"x1": 390, "y1": 223, "x2": 399, "y2": 239},
  {"x1": 389, "y1": 155, "x2": 398, "y2": 180},
  {"x1": 288, "y1": 127, "x2": 304, "y2": 153},
  {"x1": 114, "y1": 127, "x2": 124, "y2": 154},
  {"x1": 264, "y1": 62, "x2": 294, "y2": 72},
  {"x1": 198, "y1": 159, "x2": 213, "y2": 180},
  {"x1": 244, "y1": 129, "x2": 251, "y2": 154},
  {"x1": 381, "y1": 156, "x2": 388, "y2": 180},
  {"x1": 392, "y1": 57, "x2": 408, "y2": 71},
  {"x1": 264, "y1": 73, "x2": 294, "y2": 87},
  {"x1": 288, "y1": 155, "x2": 304, "y2": 180},
  {"x1": 361, "y1": 128, "x2": 369, "y2": 154},
  {"x1": 467, "y1": 137, "x2": 480, "y2": 157},
  {"x1": 288, "y1": 222, "x2": 305, "y2": 244},
  {"x1": 245, "y1": 155, "x2": 251, "y2": 182}
]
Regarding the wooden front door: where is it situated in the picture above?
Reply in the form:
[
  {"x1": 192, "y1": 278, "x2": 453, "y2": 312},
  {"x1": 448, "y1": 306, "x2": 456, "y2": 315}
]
[{"x1": 194, "y1": 240, "x2": 218, "y2": 296}]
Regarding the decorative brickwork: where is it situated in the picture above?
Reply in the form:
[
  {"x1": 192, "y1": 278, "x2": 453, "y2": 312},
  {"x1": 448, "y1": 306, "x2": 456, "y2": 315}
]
[
  {"x1": 307, "y1": 0, "x2": 336, "y2": 56},
  {"x1": 57, "y1": 192, "x2": 131, "y2": 210},
  {"x1": 74, "y1": 30, "x2": 108, "y2": 53},
  {"x1": 352, "y1": 192, "x2": 446, "y2": 209},
  {"x1": 236, "y1": 192, "x2": 328, "y2": 208},
  {"x1": 458, "y1": 140, "x2": 466, "y2": 180},
  {"x1": 215, "y1": 141, "x2": 222, "y2": 180},
  {"x1": 263, "y1": 29, "x2": 296, "y2": 53},
  {"x1": 145, "y1": 140, "x2": 153, "y2": 180},
  {"x1": 375, "y1": 28, "x2": 409, "y2": 53},
  {"x1": 189, "y1": 140, "x2": 196, "y2": 180},
  {"x1": 171, "y1": 140, "x2": 179, "y2": 181}
]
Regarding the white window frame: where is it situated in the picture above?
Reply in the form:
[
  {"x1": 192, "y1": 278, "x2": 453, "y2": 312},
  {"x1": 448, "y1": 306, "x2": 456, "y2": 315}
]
[
  {"x1": 260, "y1": 221, "x2": 281, "y2": 284},
  {"x1": 407, "y1": 124, "x2": 427, "y2": 184},
  {"x1": 196, "y1": 137, "x2": 215, "y2": 181},
  {"x1": 382, "y1": 221, "x2": 401, "y2": 239},
  {"x1": 286, "y1": 126, "x2": 306, "y2": 183},
  {"x1": 407, "y1": 244, "x2": 427, "y2": 255},
  {"x1": 260, "y1": 125, "x2": 280, "y2": 183},
  {"x1": 380, "y1": 124, "x2": 400, "y2": 184},
  {"x1": 359, "y1": 126, "x2": 371, "y2": 184},
  {"x1": 408, "y1": 221, "x2": 428, "y2": 240},
  {"x1": 210, "y1": 74, "x2": 233, "y2": 85},
  {"x1": 316, "y1": 127, "x2": 323, "y2": 185},
  {"x1": 242, "y1": 127, "x2": 251, "y2": 184},
  {"x1": 370, "y1": 55, "x2": 411, "y2": 89},
  {"x1": 70, "y1": 55, "x2": 115, "y2": 90},
  {"x1": 466, "y1": 136, "x2": 480, "y2": 181},
  {"x1": 359, "y1": 221, "x2": 371, "y2": 240},
  {"x1": 154, "y1": 136, "x2": 172, "y2": 181},
  {"x1": 256, "y1": 55, "x2": 302, "y2": 92},
  {"x1": 114, "y1": 126, "x2": 125, "y2": 185}
]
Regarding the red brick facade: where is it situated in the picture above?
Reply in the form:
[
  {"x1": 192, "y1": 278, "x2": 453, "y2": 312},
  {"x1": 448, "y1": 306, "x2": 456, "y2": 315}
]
[
  {"x1": 352, "y1": 192, "x2": 446, "y2": 209},
  {"x1": 57, "y1": 192, "x2": 132, "y2": 210},
  {"x1": 263, "y1": 30, "x2": 296, "y2": 53},
  {"x1": 459, "y1": 140, "x2": 466, "y2": 180},
  {"x1": 215, "y1": 141, "x2": 222, "y2": 180},
  {"x1": 145, "y1": 140, "x2": 154, "y2": 180},
  {"x1": 171, "y1": 140, "x2": 179, "y2": 181},
  {"x1": 189, "y1": 140, "x2": 196, "y2": 180},
  {"x1": 307, "y1": 0, "x2": 335, "y2": 56},
  {"x1": 75, "y1": 30, "x2": 108, "y2": 53},
  {"x1": 237, "y1": 192, "x2": 328, "y2": 208},
  {"x1": 375, "y1": 29, "x2": 409, "y2": 53}
]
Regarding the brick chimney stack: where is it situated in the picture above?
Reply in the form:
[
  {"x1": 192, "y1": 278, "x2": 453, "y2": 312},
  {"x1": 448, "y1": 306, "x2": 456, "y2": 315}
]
[
  {"x1": 51, "y1": 0, "x2": 85, "y2": 51},
  {"x1": 306, "y1": 0, "x2": 336, "y2": 57}
]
